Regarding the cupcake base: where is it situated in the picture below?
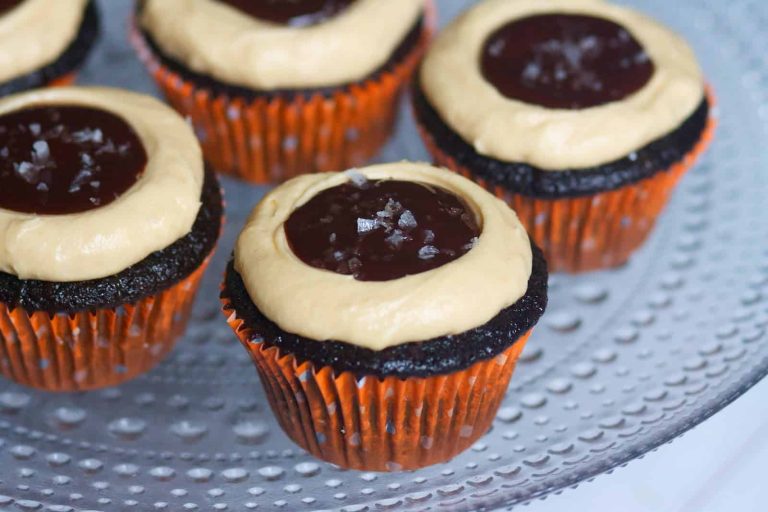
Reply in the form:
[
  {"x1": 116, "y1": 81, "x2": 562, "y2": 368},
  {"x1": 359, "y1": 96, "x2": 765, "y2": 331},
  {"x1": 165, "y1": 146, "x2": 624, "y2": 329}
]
[
  {"x1": 131, "y1": 2, "x2": 436, "y2": 183},
  {"x1": 220, "y1": 243, "x2": 547, "y2": 470},
  {"x1": 0, "y1": 258, "x2": 209, "y2": 392},
  {"x1": 414, "y1": 85, "x2": 716, "y2": 273},
  {"x1": 223, "y1": 290, "x2": 531, "y2": 471},
  {"x1": 0, "y1": 1, "x2": 99, "y2": 97}
]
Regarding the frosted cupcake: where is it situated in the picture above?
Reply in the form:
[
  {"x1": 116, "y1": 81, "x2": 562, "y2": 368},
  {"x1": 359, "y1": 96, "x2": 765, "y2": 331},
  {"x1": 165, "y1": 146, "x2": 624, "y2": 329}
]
[
  {"x1": 0, "y1": 0, "x2": 99, "y2": 96},
  {"x1": 413, "y1": 0, "x2": 715, "y2": 272},
  {"x1": 222, "y1": 162, "x2": 547, "y2": 470},
  {"x1": 133, "y1": 0, "x2": 433, "y2": 183},
  {"x1": 0, "y1": 87, "x2": 222, "y2": 391}
]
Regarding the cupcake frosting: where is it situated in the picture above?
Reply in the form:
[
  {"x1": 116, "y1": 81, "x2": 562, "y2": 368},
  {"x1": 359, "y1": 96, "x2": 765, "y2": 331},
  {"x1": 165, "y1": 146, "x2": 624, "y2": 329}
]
[
  {"x1": 139, "y1": 0, "x2": 424, "y2": 90},
  {"x1": 0, "y1": 0, "x2": 89, "y2": 84},
  {"x1": 234, "y1": 162, "x2": 532, "y2": 350},
  {"x1": 0, "y1": 87, "x2": 203, "y2": 282},
  {"x1": 420, "y1": 0, "x2": 704, "y2": 170}
]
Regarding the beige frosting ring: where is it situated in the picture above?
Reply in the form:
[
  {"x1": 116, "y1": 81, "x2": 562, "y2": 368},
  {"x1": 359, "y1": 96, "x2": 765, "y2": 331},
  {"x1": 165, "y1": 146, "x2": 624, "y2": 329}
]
[
  {"x1": 0, "y1": 87, "x2": 204, "y2": 282},
  {"x1": 0, "y1": 0, "x2": 88, "y2": 84},
  {"x1": 140, "y1": 0, "x2": 425, "y2": 90},
  {"x1": 420, "y1": 0, "x2": 705, "y2": 170},
  {"x1": 234, "y1": 162, "x2": 532, "y2": 350}
]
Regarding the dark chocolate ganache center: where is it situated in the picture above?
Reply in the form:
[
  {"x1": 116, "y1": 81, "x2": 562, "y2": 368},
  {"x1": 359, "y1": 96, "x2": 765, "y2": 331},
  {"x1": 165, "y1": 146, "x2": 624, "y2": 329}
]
[
  {"x1": 217, "y1": 0, "x2": 356, "y2": 27},
  {"x1": 0, "y1": 105, "x2": 147, "y2": 215},
  {"x1": 0, "y1": 0, "x2": 23, "y2": 15},
  {"x1": 284, "y1": 176, "x2": 481, "y2": 282},
  {"x1": 481, "y1": 14, "x2": 654, "y2": 109}
]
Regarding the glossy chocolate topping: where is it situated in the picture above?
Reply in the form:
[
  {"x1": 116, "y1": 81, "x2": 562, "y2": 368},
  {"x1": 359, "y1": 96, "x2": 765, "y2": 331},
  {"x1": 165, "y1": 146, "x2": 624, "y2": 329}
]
[
  {"x1": 285, "y1": 177, "x2": 481, "y2": 282},
  {"x1": 0, "y1": 0, "x2": 23, "y2": 14},
  {"x1": 481, "y1": 14, "x2": 654, "y2": 109},
  {"x1": 217, "y1": 0, "x2": 355, "y2": 27},
  {"x1": 0, "y1": 105, "x2": 147, "y2": 215}
]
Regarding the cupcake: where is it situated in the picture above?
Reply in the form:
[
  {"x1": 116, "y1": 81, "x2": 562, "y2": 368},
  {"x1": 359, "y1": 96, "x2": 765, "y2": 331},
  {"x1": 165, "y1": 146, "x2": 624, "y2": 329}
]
[
  {"x1": 0, "y1": 0, "x2": 100, "y2": 96},
  {"x1": 0, "y1": 87, "x2": 222, "y2": 392},
  {"x1": 221, "y1": 162, "x2": 547, "y2": 471},
  {"x1": 413, "y1": 0, "x2": 715, "y2": 273},
  {"x1": 132, "y1": 0, "x2": 434, "y2": 184}
]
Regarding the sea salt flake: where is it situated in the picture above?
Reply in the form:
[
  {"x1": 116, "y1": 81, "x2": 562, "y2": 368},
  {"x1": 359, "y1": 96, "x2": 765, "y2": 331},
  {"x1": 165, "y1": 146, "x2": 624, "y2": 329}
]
[
  {"x1": 422, "y1": 229, "x2": 435, "y2": 244},
  {"x1": 14, "y1": 161, "x2": 39, "y2": 184},
  {"x1": 345, "y1": 169, "x2": 368, "y2": 188},
  {"x1": 385, "y1": 230, "x2": 408, "y2": 249},
  {"x1": 398, "y1": 210, "x2": 417, "y2": 230},
  {"x1": 329, "y1": 233, "x2": 337, "y2": 243},
  {"x1": 357, "y1": 218, "x2": 377, "y2": 234},
  {"x1": 28, "y1": 123, "x2": 41, "y2": 136},
  {"x1": 378, "y1": 198, "x2": 402, "y2": 218},
  {"x1": 418, "y1": 245, "x2": 440, "y2": 260},
  {"x1": 96, "y1": 139, "x2": 116, "y2": 155},
  {"x1": 72, "y1": 128, "x2": 103, "y2": 144},
  {"x1": 69, "y1": 168, "x2": 94, "y2": 193},
  {"x1": 32, "y1": 140, "x2": 50, "y2": 161},
  {"x1": 463, "y1": 237, "x2": 479, "y2": 251}
]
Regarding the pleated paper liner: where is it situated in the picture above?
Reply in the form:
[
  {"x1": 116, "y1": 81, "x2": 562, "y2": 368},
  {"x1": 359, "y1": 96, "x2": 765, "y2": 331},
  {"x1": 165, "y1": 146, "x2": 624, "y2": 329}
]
[
  {"x1": 0, "y1": 256, "x2": 211, "y2": 393},
  {"x1": 416, "y1": 98, "x2": 717, "y2": 273},
  {"x1": 47, "y1": 73, "x2": 77, "y2": 87},
  {"x1": 130, "y1": 2, "x2": 436, "y2": 184},
  {"x1": 222, "y1": 291, "x2": 531, "y2": 472}
]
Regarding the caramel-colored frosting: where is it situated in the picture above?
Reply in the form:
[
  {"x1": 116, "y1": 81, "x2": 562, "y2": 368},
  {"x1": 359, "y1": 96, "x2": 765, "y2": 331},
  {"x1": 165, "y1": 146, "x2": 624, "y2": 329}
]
[
  {"x1": 140, "y1": 0, "x2": 424, "y2": 90},
  {"x1": 420, "y1": 0, "x2": 704, "y2": 170},
  {"x1": 0, "y1": 0, "x2": 89, "y2": 83},
  {"x1": 234, "y1": 162, "x2": 532, "y2": 350},
  {"x1": 0, "y1": 87, "x2": 203, "y2": 282}
]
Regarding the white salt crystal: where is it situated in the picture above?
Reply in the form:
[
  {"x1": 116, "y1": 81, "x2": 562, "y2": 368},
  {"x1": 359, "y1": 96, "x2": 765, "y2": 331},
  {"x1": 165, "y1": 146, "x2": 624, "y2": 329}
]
[
  {"x1": 398, "y1": 210, "x2": 417, "y2": 230},
  {"x1": 357, "y1": 218, "x2": 377, "y2": 234},
  {"x1": 418, "y1": 245, "x2": 440, "y2": 260},
  {"x1": 463, "y1": 237, "x2": 479, "y2": 251},
  {"x1": 345, "y1": 169, "x2": 368, "y2": 188},
  {"x1": 385, "y1": 229, "x2": 407, "y2": 249},
  {"x1": 14, "y1": 161, "x2": 38, "y2": 183},
  {"x1": 32, "y1": 140, "x2": 50, "y2": 161}
]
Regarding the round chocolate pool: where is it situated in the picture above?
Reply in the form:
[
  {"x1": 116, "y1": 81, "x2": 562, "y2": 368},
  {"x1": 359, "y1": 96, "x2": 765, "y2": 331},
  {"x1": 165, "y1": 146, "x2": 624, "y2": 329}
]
[
  {"x1": 481, "y1": 13, "x2": 654, "y2": 109},
  {"x1": 217, "y1": 0, "x2": 355, "y2": 27},
  {"x1": 284, "y1": 176, "x2": 481, "y2": 281},
  {"x1": 0, "y1": 105, "x2": 147, "y2": 215}
]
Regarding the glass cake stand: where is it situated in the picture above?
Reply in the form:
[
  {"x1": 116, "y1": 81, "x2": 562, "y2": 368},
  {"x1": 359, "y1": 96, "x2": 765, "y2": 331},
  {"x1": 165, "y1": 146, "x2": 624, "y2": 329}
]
[{"x1": 0, "y1": 0, "x2": 766, "y2": 510}]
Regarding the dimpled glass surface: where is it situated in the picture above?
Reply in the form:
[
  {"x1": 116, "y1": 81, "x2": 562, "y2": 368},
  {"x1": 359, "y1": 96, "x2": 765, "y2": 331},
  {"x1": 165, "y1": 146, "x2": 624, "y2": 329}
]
[{"x1": 0, "y1": 0, "x2": 766, "y2": 510}]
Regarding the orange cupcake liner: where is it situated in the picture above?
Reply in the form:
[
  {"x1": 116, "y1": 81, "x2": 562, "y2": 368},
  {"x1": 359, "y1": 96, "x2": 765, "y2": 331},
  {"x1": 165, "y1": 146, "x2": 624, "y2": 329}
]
[
  {"x1": 418, "y1": 93, "x2": 717, "y2": 273},
  {"x1": 47, "y1": 72, "x2": 78, "y2": 88},
  {"x1": 130, "y1": 2, "x2": 436, "y2": 184},
  {"x1": 0, "y1": 257, "x2": 211, "y2": 392},
  {"x1": 223, "y1": 291, "x2": 531, "y2": 471}
]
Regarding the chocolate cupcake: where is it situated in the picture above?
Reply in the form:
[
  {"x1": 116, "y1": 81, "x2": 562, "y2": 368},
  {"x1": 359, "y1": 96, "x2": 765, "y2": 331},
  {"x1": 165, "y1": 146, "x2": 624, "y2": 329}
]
[
  {"x1": 0, "y1": 87, "x2": 222, "y2": 392},
  {"x1": 132, "y1": 0, "x2": 434, "y2": 184},
  {"x1": 221, "y1": 162, "x2": 547, "y2": 471},
  {"x1": 0, "y1": 0, "x2": 100, "y2": 96},
  {"x1": 414, "y1": 0, "x2": 715, "y2": 272}
]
